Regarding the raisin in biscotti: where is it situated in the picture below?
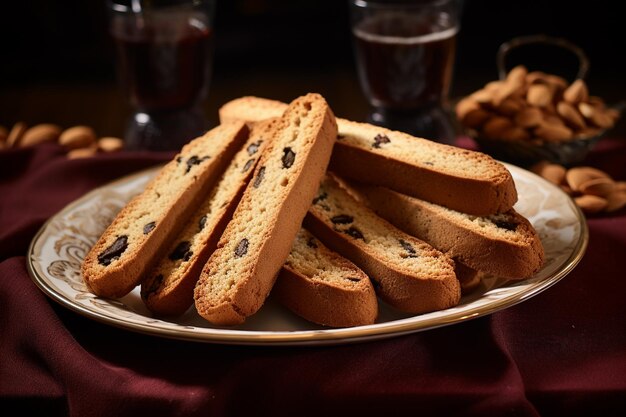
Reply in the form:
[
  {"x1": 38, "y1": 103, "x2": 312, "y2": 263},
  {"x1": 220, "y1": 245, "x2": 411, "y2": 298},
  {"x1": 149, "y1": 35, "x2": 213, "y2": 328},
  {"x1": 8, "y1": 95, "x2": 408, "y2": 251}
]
[
  {"x1": 350, "y1": 183, "x2": 545, "y2": 280},
  {"x1": 194, "y1": 93, "x2": 338, "y2": 326},
  {"x1": 219, "y1": 96, "x2": 517, "y2": 216},
  {"x1": 140, "y1": 120, "x2": 275, "y2": 316},
  {"x1": 274, "y1": 228, "x2": 378, "y2": 327},
  {"x1": 81, "y1": 122, "x2": 249, "y2": 298},
  {"x1": 304, "y1": 175, "x2": 460, "y2": 314}
]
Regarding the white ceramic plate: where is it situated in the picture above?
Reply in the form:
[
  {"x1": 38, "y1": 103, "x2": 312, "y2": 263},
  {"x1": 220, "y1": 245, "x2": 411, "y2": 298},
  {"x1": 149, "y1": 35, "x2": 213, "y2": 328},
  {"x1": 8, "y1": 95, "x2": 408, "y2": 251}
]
[{"x1": 27, "y1": 163, "x2": 588, "y2": 346}]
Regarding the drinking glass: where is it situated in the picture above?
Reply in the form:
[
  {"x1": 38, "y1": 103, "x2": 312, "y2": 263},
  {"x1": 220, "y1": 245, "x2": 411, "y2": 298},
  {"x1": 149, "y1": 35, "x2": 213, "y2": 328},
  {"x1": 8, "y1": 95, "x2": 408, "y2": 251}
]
[
  {"x1": 349, "y1": 0, "x2": 461, "y2": 143},
  {"x1": 108, "y1": 0, "x2": 216, "y2": 151}
]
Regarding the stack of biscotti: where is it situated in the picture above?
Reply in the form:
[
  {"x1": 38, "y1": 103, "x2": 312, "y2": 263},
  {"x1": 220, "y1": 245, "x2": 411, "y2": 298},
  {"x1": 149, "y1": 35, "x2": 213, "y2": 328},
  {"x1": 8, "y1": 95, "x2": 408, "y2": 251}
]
[
  {"x1": 81, "y1": 92, "x2": 545, "y2": 329},
  {"x1": 218, "y1": 96, "x2": 545, "y2": 287}
]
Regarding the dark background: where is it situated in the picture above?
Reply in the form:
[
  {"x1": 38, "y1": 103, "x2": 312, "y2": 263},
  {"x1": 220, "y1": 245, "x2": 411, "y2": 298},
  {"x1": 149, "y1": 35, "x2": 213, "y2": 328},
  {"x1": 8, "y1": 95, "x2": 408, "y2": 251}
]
[{"x1": 1, "y1": 0, "x2": 624, "y2": 136}]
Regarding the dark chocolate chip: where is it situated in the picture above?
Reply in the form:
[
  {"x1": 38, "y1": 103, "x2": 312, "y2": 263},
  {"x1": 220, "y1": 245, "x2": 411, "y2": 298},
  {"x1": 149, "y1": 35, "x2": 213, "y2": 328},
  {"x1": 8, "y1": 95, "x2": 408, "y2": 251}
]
[
  {"x1": 199, "y1": 215, "x2": 207, "y2": 231},
  {"x1": 169, "y1": 241, "x2": 192, "y2": 261},
  {"x1": 176, "y1": 156, "x2": 182, "y2": 164},
  {"x1": 494, "y1": 220, "x2": 518, "y2": 231},
  {"x1": 282, "y1": 147, "x2": 295, "y2": 169},
  {"x1": 313, "y1": 192, "x2": 328, "y2": 205},
  {"x1": 345, "y1": 226, "x2": 364, "y2": 240},
  {"x1": 399, "y1": 239, "x2": 418, "y2": 258},
  {"x1": 346, "y1": 277, "x2": 361, "y2": 282},
  {"x1": 373, "y1": 134, "x2": 391, "y2": 148},
  {"x1": 143, "y1": 221, "x2": 156, "y2": 235},
  {"x1": 306, "y1": 237, "x2": 318, "y2": 249},
  {"x1": 186, "y1": 155, "x2": 210, "y2": 173},
  {"x1": 242, "y1": 158, "x2": 255, "y2": 173},
  {"x1": 331, "y1": 214, "x2": 354, "y2": 224},
  {"x1": 143, "y1": 274, "x2": 164, "y2": 298},
  {"x1": 253, "y1": 166, "x2": 266, "y2": 188},
  {"x1": 235, "y1": 238, "x2": 249, "y2": 257},
  {"x1": 247, "y1": 140, "x2": 262, "y2": 156},
  {"x1": 97, "y1": 235, "x2": 128, "y2": 266}
]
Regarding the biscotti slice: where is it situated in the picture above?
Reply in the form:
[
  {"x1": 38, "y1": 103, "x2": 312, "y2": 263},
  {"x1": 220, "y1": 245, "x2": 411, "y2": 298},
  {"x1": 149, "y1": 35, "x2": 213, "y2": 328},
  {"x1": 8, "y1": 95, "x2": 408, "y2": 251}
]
[
  {"x1": 140, "y1": 120, "x2": 275, "y2": 316},
  {"x1": 194, "y1": 93, "x2": 338, "y2": 326},
  {"x1": 219, "y1": 96, "x2": 517, "y2": 215},
  {"x1": 81, "y1": 122, "x2": 249, "y2": 298},
  {"x1": 304, "y1": 175, "x2": 460, "y2": 314},
  {"x1": 274, "y1": 228, "x2": 378, "y2": 327},
  {"x1": 350, "y1": 183, "x2": 545, "y2": 279}
]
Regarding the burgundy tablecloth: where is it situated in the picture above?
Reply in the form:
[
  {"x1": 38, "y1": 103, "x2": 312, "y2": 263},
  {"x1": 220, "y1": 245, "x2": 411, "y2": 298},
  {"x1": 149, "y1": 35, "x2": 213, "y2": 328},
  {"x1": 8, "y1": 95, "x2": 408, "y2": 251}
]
[{"x1": 1, "y1": 141, "x2": 625, "y2": 417}]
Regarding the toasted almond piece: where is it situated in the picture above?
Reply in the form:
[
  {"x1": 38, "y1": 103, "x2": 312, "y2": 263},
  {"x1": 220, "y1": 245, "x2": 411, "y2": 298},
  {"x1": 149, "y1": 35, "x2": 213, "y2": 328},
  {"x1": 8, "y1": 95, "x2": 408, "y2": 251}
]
[
  {"x1": 67, "y1": 144, "x2": 98, "y2": 159},
  {"x1": 463, "y1": 108, "x2": 492, "y2": 129},
  {"x1": 579, "y1": 177, "x2": 616, "y2": 197},
  {"x1": 98, "y1": 137, "x2": 124, "y2": 152},
  {"x1": 535, "y1": 124, "x2": 572, "y2": 141},
  {"x1": 470, "y1": 89, "x2": 494, "y2": 104},
  {"x1": 20, "y1": 124, "x2": 62, "y2": 147},
  {"x1": 7, "y1": 122, "x2": 28, "y2": 147},
  {"x1": 481, "y1": 116, "x2": 513, "y2": 139},
  {"x1": 59, "y1": 126, "x2": 97, "y2": 149},
  {"x1": 575, "y1": 194, "x2": 608, "y2": 213},
  {"x1": 563, "y1": 79, "x2": 589, "y2": 103},
  {"x1": 531, "y1": 161, "x2": 567, "y2": 185},
  {"x1": 556, "y1": 101, "x2": 586, "y2": 130},
  {"x1": 492, "y1": 79, "x2": 523, "y2": 106},
  {"x1": 589, "y1": 110, "x2": 614, "y2": 129},
  {"x1": 515, "y1": 107, "x2": 543, "y2": 128},
  {"x1": 566, "y1": 166, "x2": 611, "y2": 191},
  {"x1": 455, "y1": 97, "x2": 480, "y2": 120},
  {"x1": 527, "y1": 84, "x2": 553, "y2": 107},
  {"x1": 496, "y1": 97, "x2": 525, "y2": 116},
  {"x1": 500, "y1": 126, "x2": 530, "y2": 141},
  {"x1": 507, "y1": 65, "x2": 528, "y2": 85},
  {"x1": 605, "y1": 191, "x2": 626, "y2": 212}
]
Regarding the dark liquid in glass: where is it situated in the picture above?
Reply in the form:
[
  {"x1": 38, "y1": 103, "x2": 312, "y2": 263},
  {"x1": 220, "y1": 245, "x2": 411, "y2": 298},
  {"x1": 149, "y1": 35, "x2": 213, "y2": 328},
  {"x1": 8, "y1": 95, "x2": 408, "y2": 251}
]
[
  {"x1": 353, "y1": 13, "x2": 457, "y2": 110},
  {"x1": 112, "y1": 19, "x2": 214, "y2": 112}
]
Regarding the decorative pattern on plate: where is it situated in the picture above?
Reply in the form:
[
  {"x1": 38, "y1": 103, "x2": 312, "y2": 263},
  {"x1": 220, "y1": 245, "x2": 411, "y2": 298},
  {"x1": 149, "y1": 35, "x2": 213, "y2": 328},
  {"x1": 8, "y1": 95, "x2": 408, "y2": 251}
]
[{"x1": 27, "y1": 164, "x2": 588, "y2": 346}]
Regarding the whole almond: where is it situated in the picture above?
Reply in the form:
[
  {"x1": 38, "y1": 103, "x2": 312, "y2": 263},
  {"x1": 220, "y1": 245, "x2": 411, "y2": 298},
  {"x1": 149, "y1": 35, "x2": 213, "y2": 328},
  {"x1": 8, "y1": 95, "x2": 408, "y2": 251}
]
[
  {"x1": 541, "y1": 114, "x2": 566, "y2": 128},
  {"x1": 455, "y1": 98, "x2": 480, "y2": 121},
  {"x1": 482, "y1": 116, "x2": 513, "y2": 139},
  {"x1": 578, "y1": 102, "x2": 595, "y2": 119},
  {"x1": 556, "y1": 101, "x2": 586, "y2": 130},
  {"x1": 463, "y1": 108, "x2": 492, "y2": 129},
  {"x1": 579, "y1": 177, "x2": 616, "y2": 197},
  {"x1": 526, "y1": 71, "x2": 549, "y2": 84},
  {"x1": 563, "y1": 79, "x2": 589, "y2": 103},
  {"x1": 615, "y1": 181, "x2": 626, "y2": 192},
  {"x1": 59, "y1": 126, "x2": 97, "y2": 149},
  {"x1": 7, "y1": 122, "x2": 28, "y2": 147},
  {"x1": 605, "y1": 191, "x2": 626, "y2": 212},
  {"x1": 496, "y1": 97, "x2": 525, "y2": 116},
  {"x1": 470, "y1": 89, "x2": 493, "y2": 104},
  {"x1": 575, "y1": 194, "x2": 608, "y2": 214},
  {"x1": 544, "y1": 74, "x2": 569, "y2": 90},
  {"x1": 527, "y1": 84, "x2": 553, "y2": 107},
  {"x1": 501, "y1": 126, "x2": 530, "y2": 141},
  {"x1": 484, "y1": 80, "x2": 505, "y2": 92},
  {"x1": 98, "y1": 137, "x2": 124, "y2": 152},
  {"x1": 492, "y1": 79, "x2": 524, "y2": 106},
  {"x1": 506, "y1": 65, "x2": 528, "y2": 85},
  {"x1": 20, "y1": 124, "x2": 62, "y2": 147},
  {"x1": 515, "y1": 107, "x2": 543, "y2": 128},
  {"x1": 589, "y1": 110, "x2": 614, "y2": 129},
  {"x1": 566, "y1": 166, "x2": 611, "y2": 191},
  {"x1": 535, "y1": 124, "x2": 573, "y2": 142},
  {"x1": 531, "y1": 161, "x2": 566, "y2": 185},
  {"x1": 67, "y1": 144, "x2": 98, "y2": 159}
]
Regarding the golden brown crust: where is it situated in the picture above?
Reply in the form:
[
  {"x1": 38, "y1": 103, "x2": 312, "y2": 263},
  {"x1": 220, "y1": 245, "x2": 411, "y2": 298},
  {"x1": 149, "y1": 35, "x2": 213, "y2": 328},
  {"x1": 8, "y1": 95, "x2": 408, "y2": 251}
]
[
  {"x1": 303, "y1": 175, "x2": 460, "y2": 315},
  {"x1": 273, "y1": 229, "x2": 378, "y2": 327},
  {"x1": 140, "y1": 121, "x2": 275, "y2": 316},
  {"x1": 194, "y1": 94, "x2": 338, "y2": 326},
  {"x1": 218, "y1": 96, "x2": 518, "y2": 215},
  {"x1": 81, "y1": 122, "x2": 249, "y2": 298},
  {"x1": 351, "y1": 184, "x2": 544, "y2": 279}
]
